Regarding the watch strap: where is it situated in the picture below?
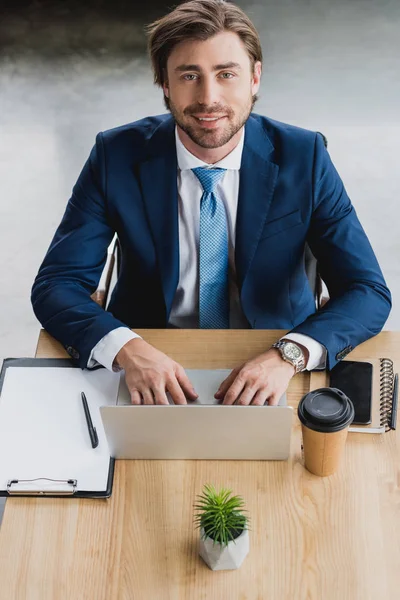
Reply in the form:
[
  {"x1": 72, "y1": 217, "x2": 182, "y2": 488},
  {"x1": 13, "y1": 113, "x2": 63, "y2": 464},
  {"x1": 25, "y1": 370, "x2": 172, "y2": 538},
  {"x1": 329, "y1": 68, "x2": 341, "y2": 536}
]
[{"x1": 272, "y1": 340, "x2": 306, "y2": 373}]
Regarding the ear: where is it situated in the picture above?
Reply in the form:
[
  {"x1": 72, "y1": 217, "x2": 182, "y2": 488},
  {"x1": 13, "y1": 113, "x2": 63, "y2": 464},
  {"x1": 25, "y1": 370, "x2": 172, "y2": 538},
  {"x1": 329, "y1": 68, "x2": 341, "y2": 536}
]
[
  {"x1": 251, "y1": 61, "x2": 262, "y2": 95},
  {"x1": 162, "y1": 69, "x2": 170, "y2": 98}
]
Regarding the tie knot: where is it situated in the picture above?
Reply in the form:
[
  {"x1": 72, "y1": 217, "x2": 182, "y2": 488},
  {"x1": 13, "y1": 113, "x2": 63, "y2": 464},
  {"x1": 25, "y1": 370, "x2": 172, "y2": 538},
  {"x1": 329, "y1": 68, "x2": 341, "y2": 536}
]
[{"x1": 192, "y1": 167, "x2": 226, "y2": 194}]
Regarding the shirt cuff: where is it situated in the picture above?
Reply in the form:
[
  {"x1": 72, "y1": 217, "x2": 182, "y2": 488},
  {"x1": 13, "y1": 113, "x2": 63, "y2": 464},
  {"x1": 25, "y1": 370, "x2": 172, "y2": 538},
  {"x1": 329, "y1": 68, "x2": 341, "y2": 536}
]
[
  {"x1": 87, "y1": 327, "x2": 142, "y2": 372},
  {"x1": 280, "y1": 333, "x2": 327, "y2": 371}
]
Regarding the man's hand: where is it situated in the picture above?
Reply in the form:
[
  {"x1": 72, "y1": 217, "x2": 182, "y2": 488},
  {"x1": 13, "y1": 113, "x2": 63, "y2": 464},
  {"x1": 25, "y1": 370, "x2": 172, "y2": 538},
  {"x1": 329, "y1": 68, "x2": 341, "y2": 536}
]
[
  {"x1": 115, "y1": 338, "x2": 198, "y2": 405},
  {"x1": 214, "y1": 348, "x2": 297, "y2": 406}
]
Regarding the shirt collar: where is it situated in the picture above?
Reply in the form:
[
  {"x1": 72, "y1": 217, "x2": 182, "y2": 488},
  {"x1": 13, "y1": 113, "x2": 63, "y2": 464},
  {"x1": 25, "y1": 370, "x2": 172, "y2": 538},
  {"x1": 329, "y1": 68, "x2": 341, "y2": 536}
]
[{"x1": 175, "y1": 125, "x2": 244, "y2": 171}]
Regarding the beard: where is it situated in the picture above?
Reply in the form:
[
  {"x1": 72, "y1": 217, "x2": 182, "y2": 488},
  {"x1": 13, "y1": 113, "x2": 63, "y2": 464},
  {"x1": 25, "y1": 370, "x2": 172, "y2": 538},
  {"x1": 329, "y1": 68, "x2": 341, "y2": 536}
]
[{"x1": 168, "y1": 93, "x2": 257, "y2": 149}]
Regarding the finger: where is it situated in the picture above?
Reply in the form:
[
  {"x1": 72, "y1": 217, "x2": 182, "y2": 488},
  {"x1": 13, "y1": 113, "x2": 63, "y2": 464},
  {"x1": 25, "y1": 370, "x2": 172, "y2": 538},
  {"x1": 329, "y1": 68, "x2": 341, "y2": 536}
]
[
  {"x1": 215, "y1": 369, "x2": 238, "y2": 399},
  {"x1": 175, "y1": 367, "x2": 198, "y2": 400},
  {"x1": 142, "y1": 389, "x2": 155, "y2": 405},
  {"x1": 152, "y1": 386, "x2": 170, "y2": 405},
  {"x1": 250, "y1": 388, "x2": 269, "y2": 406},
  {"x1": 267, "y1": 392, "x2": 281, "y2": 406},
  {"x1": 222, "y1": 375, "x2": 246, "y2": 405},
  {"x1": 166, "y1": 377, "x2": 188, "y2": 405},
  {"x1": 234, "y1": 384, "x2": 257, "y2": 406},
  {"x1": 130, "y1": 390, "x2": 142, "y2": 405}
]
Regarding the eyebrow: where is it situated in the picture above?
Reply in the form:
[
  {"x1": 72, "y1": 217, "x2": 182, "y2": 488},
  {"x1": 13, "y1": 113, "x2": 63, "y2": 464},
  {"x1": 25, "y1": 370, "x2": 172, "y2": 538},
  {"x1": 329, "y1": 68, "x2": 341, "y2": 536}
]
[{"x1": 174, "y1": 62, "x2": 242, "y2": 72}]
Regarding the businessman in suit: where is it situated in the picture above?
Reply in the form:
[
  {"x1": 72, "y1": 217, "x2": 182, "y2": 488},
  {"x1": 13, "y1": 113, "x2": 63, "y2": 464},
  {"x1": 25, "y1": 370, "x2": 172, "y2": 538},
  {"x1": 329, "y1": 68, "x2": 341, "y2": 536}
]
[{"x1": 31, "y1": 0, "x2": 391, "y2": 406}]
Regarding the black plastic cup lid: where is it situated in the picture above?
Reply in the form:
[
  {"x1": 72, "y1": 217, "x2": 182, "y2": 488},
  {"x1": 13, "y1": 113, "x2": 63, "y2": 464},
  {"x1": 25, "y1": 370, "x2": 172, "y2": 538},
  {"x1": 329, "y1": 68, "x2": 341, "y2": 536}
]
[{"x1": 298, "y1": 387, "x2": 355, "y2": 433}]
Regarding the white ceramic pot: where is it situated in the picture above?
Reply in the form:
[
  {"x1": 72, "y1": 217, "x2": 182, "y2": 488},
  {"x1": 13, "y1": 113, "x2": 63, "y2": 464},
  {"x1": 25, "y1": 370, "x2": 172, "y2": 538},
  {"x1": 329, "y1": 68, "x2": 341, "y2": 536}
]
[{"x1": 199, "y1": 527, "x2": 249, "y2": 571}]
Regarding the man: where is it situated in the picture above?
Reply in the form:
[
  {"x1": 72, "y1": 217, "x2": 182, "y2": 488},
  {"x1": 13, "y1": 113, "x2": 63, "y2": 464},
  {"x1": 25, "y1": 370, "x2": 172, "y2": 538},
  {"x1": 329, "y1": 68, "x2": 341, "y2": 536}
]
[{"x1": 31, "y1": 0, "x2": 391, "y2": 406}]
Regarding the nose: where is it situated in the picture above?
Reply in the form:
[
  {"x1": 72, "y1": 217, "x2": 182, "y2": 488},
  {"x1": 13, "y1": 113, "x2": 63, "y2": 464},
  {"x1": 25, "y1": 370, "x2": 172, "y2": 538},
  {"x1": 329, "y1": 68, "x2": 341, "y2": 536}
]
[{"x1": 196, "y1": 75, "x2": 220, "y2": 108}]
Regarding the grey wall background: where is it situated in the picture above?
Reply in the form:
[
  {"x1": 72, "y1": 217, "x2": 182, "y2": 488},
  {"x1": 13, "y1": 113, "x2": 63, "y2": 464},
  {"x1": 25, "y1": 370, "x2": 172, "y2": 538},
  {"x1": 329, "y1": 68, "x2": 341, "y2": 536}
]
[{"x1": 0, "y1": 0, "x2": 399, "y2": 359}]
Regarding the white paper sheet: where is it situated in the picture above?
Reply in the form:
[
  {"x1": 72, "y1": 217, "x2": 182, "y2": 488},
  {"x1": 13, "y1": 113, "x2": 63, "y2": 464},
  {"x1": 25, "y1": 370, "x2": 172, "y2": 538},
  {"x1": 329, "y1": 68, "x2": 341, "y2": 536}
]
[{"x1": 0, "y1": 367, "x2": 120, "y2": 493}]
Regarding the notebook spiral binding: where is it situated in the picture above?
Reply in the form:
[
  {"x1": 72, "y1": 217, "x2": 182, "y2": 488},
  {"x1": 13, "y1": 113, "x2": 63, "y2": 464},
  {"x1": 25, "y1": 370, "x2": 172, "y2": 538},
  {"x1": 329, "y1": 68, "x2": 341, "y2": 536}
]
[{"x1": 379, "y1": 358, "x2": 394, "y2": 431}]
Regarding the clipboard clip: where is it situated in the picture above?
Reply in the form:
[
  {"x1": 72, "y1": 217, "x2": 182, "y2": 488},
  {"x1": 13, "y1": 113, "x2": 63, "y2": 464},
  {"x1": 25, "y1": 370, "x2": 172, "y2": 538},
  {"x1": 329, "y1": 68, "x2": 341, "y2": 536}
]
[{"x1": 7, "y1": 478, "x2": 78, "y2": 496}]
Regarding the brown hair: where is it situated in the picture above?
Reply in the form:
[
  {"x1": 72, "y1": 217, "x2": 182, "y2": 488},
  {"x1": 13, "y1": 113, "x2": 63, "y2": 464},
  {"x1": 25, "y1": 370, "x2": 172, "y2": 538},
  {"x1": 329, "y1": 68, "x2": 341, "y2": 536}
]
[{"x1": 146, "y1": 0, "x2": 262, "y2": 108}]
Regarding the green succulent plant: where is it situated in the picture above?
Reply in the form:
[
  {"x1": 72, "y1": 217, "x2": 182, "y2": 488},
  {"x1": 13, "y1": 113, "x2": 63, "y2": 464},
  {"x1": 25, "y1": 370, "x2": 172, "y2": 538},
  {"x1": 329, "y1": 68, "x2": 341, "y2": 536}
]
[{"x1": 194, "y1": 484, "x2": 249, "y2": 547}]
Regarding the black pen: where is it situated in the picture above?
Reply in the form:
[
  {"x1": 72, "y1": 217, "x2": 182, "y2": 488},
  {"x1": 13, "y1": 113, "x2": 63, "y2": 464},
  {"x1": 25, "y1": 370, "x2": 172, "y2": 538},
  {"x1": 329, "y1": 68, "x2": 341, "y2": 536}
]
[
  {"x1": 390, "y1": 374, "x2": 398, "y2": 431},
  {"x1": 81, "y1": 392, "x2": 99, "y2": 448}
]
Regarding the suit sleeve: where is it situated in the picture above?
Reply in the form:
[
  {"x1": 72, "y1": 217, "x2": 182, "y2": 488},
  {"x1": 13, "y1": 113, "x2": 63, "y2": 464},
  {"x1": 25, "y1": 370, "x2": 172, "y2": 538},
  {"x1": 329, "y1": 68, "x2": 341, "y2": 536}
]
[
  {"x1": 31, "y1": 133, "x2": 131, "y2": 368},
  {"x1": 290, "y1": 133, "x2": 391, "y2": 369}
]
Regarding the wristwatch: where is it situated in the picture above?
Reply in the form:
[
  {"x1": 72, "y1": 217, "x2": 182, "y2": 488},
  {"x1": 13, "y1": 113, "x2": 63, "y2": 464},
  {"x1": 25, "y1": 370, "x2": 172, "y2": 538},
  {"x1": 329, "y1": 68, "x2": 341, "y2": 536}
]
[{"x1": 272, "y1": 340, "x2": 306, "y2": 373}]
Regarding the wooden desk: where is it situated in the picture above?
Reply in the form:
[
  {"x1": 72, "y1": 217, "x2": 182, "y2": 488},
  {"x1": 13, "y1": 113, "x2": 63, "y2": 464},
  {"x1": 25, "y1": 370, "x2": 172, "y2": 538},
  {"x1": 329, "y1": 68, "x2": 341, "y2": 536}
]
[{"x1": 0, "y1": 330, "x2": 399, "y2": 600}]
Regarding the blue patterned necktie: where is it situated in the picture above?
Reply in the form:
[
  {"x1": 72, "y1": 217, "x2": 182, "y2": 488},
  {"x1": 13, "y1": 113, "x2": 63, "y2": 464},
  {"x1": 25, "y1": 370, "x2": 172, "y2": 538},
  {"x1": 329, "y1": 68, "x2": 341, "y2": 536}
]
[{"x1": 192, "y1": 167, "x2": 229, "y2": 328}]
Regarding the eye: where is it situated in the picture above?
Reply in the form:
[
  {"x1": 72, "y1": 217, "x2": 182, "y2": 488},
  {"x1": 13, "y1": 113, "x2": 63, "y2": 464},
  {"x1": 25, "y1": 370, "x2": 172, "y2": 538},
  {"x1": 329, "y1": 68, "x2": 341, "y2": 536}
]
[
  {"x1": 182, "y1": 74, "x2": 198, "y2": 81},
  {"x1": 220, "y1": 72, "x2": 235, "y2": 79}
]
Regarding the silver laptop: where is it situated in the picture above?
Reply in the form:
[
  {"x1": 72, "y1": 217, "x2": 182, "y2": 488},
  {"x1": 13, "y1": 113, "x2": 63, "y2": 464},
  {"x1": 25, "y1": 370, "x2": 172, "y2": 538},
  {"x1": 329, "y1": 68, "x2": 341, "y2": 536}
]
[{"x1": 100, "y1": 369, "x2": 293, "y2": 460}]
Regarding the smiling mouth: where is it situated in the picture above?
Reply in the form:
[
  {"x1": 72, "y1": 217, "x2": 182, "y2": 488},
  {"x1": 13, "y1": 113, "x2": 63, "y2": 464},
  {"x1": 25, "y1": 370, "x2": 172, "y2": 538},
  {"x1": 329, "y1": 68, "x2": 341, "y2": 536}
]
[{"x1": 192, "y1": 115, "x2": 227, "y2": 122}]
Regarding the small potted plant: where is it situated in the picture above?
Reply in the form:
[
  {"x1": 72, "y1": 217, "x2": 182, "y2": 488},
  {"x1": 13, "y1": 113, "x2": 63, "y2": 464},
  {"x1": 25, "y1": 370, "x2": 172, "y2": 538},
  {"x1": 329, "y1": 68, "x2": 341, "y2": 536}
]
[{"x1": 194, "y1": 484, "x2": 250, "y2": 571}]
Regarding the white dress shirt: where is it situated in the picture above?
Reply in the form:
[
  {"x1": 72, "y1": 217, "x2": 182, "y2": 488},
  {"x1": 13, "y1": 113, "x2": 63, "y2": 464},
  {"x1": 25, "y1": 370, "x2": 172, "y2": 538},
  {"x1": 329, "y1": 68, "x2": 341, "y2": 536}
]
[{"x1": 88, "y1": 126, "x2": 326, "y2": 372}]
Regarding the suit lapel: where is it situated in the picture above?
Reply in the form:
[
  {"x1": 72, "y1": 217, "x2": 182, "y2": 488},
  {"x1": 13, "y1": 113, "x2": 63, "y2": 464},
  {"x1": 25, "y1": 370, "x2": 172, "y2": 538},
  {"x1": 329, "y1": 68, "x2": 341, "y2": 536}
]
[
  {"x1": 235, "y1": 117, "x2": 279, "y2": 290},
  {"x1": 138, "y1": 117, "x2": 179, "y2": 320}
]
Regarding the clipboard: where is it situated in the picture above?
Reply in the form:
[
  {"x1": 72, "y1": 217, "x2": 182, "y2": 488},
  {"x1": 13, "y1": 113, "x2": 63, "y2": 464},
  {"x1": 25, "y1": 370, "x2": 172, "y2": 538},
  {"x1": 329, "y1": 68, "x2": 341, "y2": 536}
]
[{"x1": 0, "y1": 358, "x2": 120, "y2": 498}]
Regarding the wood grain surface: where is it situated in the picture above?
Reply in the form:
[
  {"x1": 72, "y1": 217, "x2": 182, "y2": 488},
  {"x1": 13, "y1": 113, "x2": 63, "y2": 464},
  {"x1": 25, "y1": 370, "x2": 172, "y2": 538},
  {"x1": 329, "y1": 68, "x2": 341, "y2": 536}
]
[{"x1": 0, "y1": 329, "x2": 399, "y2": 600}]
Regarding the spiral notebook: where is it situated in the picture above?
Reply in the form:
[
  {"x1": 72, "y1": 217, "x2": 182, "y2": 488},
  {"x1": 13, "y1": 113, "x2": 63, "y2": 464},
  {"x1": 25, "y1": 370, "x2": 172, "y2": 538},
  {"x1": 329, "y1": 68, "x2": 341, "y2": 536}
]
[
  {"x1": 309, "y1": 358, "x2": 398, "y2": 434},
  {"x1": 0, "y1": 358, "x2": 121, "y2": 498}
]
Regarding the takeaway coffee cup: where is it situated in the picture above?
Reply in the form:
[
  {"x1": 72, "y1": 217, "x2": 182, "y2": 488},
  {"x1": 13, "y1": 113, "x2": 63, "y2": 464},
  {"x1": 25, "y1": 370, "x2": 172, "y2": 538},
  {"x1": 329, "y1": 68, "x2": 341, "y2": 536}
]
[{"x1": 298, "y1": 388, "x2": 355, "y2": 477}]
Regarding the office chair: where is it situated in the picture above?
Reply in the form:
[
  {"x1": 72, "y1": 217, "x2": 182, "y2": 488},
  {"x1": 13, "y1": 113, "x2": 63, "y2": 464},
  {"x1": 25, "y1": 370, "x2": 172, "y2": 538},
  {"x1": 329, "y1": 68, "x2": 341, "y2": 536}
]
[
  {"x1": 305, "y1": 132, "x2": 329, "y2": 309},
  {"x1": 91, "y1": 237, "x2": 119, "y2": 309}
]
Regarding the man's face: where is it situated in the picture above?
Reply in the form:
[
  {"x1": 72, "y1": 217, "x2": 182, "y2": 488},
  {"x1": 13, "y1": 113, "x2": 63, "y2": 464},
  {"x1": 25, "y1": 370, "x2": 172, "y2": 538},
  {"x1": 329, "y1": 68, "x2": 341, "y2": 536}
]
[{"x1": 163, "y1": 31, "x2": 262, "y2": 149}]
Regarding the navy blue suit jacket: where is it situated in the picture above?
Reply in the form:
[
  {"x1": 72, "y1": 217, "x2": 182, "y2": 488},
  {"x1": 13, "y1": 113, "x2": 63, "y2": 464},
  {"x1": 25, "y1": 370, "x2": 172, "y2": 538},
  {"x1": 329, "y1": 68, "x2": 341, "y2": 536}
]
[{"x1": 31, "y1": 114, "x2": 391, "y2": 369}]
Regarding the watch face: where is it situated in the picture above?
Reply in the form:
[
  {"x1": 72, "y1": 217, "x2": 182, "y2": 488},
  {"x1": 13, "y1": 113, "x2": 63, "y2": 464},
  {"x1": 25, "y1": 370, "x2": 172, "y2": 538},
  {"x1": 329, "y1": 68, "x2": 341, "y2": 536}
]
[{"x1": 283, "y1": 343, "x2": 302, "y2": 361}]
